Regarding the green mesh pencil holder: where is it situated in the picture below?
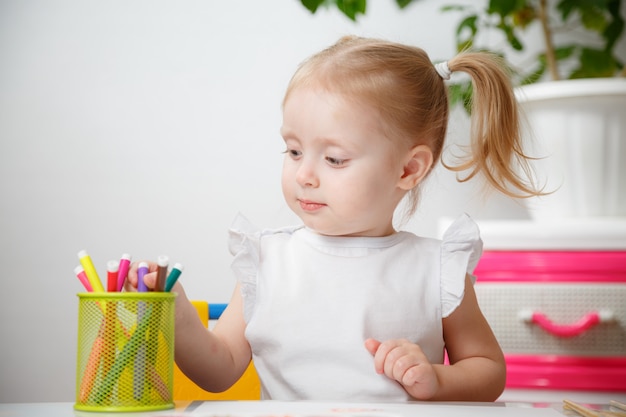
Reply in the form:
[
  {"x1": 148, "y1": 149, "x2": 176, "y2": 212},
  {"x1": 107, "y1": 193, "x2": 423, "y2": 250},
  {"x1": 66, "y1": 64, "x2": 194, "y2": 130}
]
[{"x1": 75, "y1": 293, "x2": 176, "y2": 412}]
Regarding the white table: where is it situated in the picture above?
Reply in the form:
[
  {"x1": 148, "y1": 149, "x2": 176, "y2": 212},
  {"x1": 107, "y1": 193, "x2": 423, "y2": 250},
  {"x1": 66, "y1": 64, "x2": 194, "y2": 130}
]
[{"x1": 0, "y1": 399, "x2": 590, "y2": 417}]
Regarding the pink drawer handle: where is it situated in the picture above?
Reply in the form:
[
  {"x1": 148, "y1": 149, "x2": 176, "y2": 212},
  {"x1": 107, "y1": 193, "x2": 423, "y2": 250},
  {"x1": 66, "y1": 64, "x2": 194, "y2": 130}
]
[{"x1": 519, "y1": 310, "x2": 614, "y2": 338}]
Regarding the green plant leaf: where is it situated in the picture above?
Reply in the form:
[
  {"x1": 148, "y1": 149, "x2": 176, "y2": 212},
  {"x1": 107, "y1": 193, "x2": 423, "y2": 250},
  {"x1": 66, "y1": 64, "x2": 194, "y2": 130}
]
[
  {"x1": 552, "y1": 45, "x2": 576, "y2": 60},
  {"x1": 580, "y1": 7, "x2": 607, "y2": 32},
  {"x1": 571, "y1": 47, "x2": 618, "y2": 78},
  {"x1": 512, "y1": 5, "x2": 536, "y2": 28},
  {"x1": 448, "y1": 81, "x2": 473, "y2": 114},
  {"x1": 603, "y1": 0, "x2": 625, "y2": 50},
  {"x1": 556, "y1": 0, "x2": 576, "y2": 21},
  {"x1": 455, "y1": 15, "x2": 478, "y2": 51},
  {"x1": 441, "y1": 5, "x2": 471, "y2": 13},
  {"x1": 487, "y1": 0, "x2": 521, "y2": 16},
  {"x1": 335, "y1": 0, "x2": 367, "y2": 20},
  {"x1": 300, "y1": 0, "x2": 366, "y2": 21},
  {"x1": 497, "y1": 19, "x2": 524, "y2": 51},
  {"x1": 300, "y1": 0, "x2": 326, "y2": 13},
  {"x1": 557, "y1": 0, "x2": 611, "y2": 28},
  {"x1": 395, "y1": 0, "x2": 415, "y2": 9}
]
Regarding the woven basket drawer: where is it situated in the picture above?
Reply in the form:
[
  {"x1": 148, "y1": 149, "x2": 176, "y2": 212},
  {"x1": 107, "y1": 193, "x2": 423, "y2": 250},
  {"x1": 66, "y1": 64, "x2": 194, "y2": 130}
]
[{"x1": 475, "y1": 283, "x2": 626, "y2": 356}]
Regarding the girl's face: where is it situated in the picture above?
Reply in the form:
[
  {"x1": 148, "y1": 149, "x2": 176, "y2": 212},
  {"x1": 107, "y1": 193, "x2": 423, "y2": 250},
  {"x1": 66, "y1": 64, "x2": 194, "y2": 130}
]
[{"x1": 280, "y1": 87, "x2": 411, "y2": 237}]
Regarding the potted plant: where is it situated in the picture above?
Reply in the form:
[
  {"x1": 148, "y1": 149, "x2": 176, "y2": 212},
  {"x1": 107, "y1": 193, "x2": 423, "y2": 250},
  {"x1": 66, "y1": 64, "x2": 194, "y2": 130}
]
[{"x1": 299, "y1": 0, "x2": 626, "y2": 219}]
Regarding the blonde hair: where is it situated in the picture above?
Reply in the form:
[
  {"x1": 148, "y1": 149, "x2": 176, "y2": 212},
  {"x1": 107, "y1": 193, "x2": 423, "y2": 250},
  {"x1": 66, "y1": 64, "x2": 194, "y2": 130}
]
[{"x1": 283, "y1": 36, "x2": 541, "y2": 216}]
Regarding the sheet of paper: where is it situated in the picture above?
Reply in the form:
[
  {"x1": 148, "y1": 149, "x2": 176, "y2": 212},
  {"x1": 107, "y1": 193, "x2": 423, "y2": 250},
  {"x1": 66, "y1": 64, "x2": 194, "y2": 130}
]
[{"x1": 186, "y1": 400, "x2": 564, "y2": 417}]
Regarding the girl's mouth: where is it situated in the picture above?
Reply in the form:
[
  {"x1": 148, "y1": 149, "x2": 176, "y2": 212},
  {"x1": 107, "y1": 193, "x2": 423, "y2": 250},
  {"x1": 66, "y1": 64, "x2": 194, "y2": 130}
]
[{"x1": 298, "y1": 199, "x2": 326, "y2": 212}]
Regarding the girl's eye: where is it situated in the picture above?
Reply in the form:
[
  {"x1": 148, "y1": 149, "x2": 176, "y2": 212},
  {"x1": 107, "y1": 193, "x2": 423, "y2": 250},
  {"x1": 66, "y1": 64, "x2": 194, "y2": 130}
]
[
  {"x1": 284, "y1": 149, "x2": 302, "y2": 159},
  {"x1": 326, "y1": 156, "x2": 347, "y2": 166}
]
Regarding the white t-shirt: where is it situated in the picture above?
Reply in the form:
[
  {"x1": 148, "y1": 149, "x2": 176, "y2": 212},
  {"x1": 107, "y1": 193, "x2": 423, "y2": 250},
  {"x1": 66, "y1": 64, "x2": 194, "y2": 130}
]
[{"x1": 228, "y1": 214, "x2": 482, "y2": 401}]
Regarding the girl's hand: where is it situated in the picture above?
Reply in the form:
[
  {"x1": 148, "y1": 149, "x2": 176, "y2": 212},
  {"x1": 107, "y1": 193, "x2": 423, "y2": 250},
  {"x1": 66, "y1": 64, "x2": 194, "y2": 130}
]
[
  {"x1": 124, "y1": 261, "x2": 159, "y2": 292},
  {"x1": 365, "y1": 338, "x2": 439, "y2": 400}
]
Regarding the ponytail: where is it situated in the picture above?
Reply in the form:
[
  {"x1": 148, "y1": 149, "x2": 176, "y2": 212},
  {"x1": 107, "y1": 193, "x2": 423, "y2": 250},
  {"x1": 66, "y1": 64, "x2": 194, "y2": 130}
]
[{"x1": 443, "y1": 52, "x2": 542, "y2": 198}]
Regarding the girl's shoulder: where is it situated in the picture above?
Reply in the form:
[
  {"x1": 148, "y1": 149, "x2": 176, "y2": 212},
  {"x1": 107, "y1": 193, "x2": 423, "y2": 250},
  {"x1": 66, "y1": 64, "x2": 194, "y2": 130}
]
[
  {"x1": 439, "y1": 213, "x2": 483, "y2": 275},
  {"x1": 399, "y1": 213, "x2": 482, "y2": 253},
  {"x1": 439, "y1": 213, "x2": 484, "y2": 317},
  {"x1": 228, "y1": 213, "x2": 303, "y2": 252}
]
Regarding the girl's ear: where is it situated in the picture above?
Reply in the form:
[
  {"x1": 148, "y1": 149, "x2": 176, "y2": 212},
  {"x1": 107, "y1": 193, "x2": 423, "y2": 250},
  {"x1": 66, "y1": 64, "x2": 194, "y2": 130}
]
[{"x1": 398, "y1": 145, "x2": 433, "y2": 190}]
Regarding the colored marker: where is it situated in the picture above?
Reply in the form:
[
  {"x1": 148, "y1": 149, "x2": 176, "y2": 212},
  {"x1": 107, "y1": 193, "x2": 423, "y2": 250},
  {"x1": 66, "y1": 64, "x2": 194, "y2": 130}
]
[
  {"x1": 104, "y1": 259, "x2": 119, "y2": 388},
  {"x1": 148, "y1": 257, "x2": 167, "y2": 378},
  {"x1": 106, "y1": 260, "x2": 119, "y2": 292},
  {"x1": 74, "y1": 265, "x2": 93, "y2": 292},
  {"x1": 137, "y1": 262, "x2": 149, "y2": 293},
  {"x1": 79, "y1": 330, "x2": 104, "y2": 402},
  {"x1": 164, "y1": 263, "x2": 184, "y2": 292},
  {"x1": 134, "y1": 261, "x2": 149, "y2": 398},
  {"x1": 78, "y1": 250, "x2": 105, "y2": 293},
  {"x1": 133, "y1": 341, "x2": 147, "y2": 400},
  {"x1": 155, "y1": 255, "x2": 169, "y2": 292},
  {"x1": 147, "y1": 364, "x2": 171, "y2": 401},
  {"x1": 116, "y1": 253, "x2": 132, "y2": 292}
]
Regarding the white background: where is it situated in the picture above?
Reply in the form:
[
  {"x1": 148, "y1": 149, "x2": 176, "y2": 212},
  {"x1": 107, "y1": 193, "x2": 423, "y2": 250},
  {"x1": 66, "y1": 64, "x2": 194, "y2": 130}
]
[{"x1": 0, "y1": 0, "x2": 588, "y2": 402}]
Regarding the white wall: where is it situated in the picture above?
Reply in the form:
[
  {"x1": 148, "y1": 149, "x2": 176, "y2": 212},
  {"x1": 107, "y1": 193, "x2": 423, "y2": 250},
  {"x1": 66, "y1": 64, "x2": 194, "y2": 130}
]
[{"x1": 0, "y1": 0, "x2": 529, "y2": 402}]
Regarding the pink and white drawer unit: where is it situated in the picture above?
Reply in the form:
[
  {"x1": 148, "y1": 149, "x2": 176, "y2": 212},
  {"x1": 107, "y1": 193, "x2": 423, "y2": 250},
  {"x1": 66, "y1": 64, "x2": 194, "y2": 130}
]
[{"x1": 454, "y1": 218, "x2": 626, "y2": 391}]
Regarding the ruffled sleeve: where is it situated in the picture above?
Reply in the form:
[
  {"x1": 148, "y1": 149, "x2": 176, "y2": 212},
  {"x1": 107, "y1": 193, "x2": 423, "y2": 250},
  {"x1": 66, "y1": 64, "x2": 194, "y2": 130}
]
[
  {"x1": 440, "y1": 213, "x2": 483, "y2": 318},
  {"x1": 228, "y1": 213, "x2": 261, "y2": 323}
]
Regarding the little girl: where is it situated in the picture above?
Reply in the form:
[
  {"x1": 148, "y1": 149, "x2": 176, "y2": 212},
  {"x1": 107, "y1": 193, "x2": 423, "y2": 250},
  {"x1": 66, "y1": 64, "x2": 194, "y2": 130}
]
[{"x1": 129, "y1": 36, "x2": 541, "y2": 402}]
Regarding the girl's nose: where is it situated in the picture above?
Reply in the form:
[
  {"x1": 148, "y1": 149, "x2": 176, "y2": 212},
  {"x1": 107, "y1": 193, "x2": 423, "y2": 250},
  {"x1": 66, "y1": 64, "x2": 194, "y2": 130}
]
[{"x1": 295, "y1": 160, "x2": 319, "y2": 188}]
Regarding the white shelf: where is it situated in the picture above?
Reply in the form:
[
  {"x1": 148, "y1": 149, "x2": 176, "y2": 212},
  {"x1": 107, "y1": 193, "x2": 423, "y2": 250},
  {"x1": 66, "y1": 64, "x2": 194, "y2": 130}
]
[{"x1": 438, "y1": 217, "x2": 626, "y2": 250}]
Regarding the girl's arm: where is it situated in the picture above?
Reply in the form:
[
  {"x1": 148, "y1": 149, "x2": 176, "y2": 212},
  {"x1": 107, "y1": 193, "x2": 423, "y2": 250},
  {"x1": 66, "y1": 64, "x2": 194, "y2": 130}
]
[
  {"x1": 365, "y1": 274, "x2": 505, "y2": 401},
  {"x1": 172, "y1": 282, "x2": 251, "y2": 392},
  {"x1": 433, "y1": 274, "x2": 506, "y2": 400},
  {"x1": 127, "y1": 263, "x2": 251, "y2": 393}
]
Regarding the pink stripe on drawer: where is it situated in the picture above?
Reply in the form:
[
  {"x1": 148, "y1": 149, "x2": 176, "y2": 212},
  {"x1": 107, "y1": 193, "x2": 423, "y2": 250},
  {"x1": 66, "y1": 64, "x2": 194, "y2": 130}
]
[
  {"x1": 505, "y1": 355, "x2": 626, "y2": 391},
  {"x1": 475, "y1": 251, "x2": 626, "y2": 283}
]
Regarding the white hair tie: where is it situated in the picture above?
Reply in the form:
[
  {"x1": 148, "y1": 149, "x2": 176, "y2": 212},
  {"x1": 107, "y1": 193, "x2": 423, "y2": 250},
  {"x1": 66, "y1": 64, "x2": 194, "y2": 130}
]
[{"x1": 434, "y1": 61, "x2": 451, "y2": 80}]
